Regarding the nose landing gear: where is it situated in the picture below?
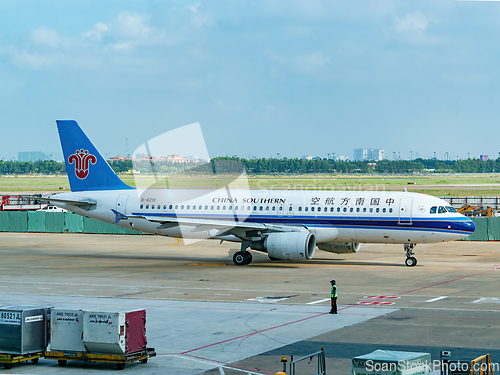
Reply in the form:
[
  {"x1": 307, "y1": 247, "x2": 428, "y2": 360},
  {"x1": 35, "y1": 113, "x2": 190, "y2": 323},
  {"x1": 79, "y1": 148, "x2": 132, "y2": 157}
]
[{"x1": 404, "y1": 243, "x2": 417, "y2": 267}]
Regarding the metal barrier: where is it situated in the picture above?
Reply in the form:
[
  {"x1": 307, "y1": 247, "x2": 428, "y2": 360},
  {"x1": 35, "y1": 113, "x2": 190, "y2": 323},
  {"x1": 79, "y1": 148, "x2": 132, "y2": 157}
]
[{"x1": 288, "y1": 347, "x2": 326, "y2": 375}]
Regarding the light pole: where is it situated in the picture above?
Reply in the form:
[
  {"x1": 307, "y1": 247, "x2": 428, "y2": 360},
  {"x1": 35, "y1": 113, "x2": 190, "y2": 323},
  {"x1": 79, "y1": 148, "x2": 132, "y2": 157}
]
[
  {"x1": 410, "y1": 151, "x2": 413, "y2": 161},
  {"x1": 393, "y1": 151, "x2": 396, "y2": 161}
]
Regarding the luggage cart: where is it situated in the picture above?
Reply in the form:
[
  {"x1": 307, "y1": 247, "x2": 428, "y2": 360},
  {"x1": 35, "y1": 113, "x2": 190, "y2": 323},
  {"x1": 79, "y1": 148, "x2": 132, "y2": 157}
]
[
  {"x1": 0, "y1": 352, "x2": 45, "y2": 369},
  {"x1": 45, "y1": 348, "x2": 156, "y2": 370}
]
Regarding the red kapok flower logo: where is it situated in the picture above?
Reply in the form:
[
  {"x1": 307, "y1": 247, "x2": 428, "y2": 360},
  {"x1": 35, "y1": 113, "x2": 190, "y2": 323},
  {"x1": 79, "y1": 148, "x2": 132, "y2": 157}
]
[{"x1": 68, "y1": 149, "x2": 97, "y2": 179}]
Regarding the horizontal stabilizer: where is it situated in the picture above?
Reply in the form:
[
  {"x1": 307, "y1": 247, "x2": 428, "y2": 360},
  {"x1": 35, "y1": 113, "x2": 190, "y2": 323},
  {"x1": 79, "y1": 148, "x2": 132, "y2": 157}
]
[{"x1": 36, "y1": 196, "x2": 97, "y2": 206}]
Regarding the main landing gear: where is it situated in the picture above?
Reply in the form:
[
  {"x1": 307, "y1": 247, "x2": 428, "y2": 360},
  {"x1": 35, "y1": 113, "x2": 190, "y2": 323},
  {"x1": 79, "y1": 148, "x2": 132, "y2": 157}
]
[
  {"x1": 404, "y1": 243, "x2": 417, "y2": 267},
  {"x1": 233, "y1": 241, "x2": 253, "y2": 265}
]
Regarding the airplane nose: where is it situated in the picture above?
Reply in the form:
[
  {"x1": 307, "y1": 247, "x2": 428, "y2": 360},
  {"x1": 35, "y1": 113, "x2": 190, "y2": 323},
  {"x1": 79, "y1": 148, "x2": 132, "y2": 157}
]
[{"x1": 462, "y1": 218, "x2": 475, "y2": 233}]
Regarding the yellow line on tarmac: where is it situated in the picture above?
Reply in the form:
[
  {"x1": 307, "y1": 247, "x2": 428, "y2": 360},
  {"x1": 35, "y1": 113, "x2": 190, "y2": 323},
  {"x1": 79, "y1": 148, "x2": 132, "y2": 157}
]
[{"x1": 167, "y1": 237, "x2": 182, "y2": 247}]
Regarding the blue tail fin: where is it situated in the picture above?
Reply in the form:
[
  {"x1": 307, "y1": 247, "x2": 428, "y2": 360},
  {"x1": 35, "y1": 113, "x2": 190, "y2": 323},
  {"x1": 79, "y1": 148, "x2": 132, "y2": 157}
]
[{"x1": 57, "y1": 120, "x2": 133, "y2": 192}]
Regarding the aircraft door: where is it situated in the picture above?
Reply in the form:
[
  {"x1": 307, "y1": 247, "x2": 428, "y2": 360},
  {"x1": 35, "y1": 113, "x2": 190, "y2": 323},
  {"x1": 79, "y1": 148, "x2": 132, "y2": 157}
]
[
  {"x1": 398, "y1": 198, "x2": 413, "y2": 225},
  {"x1": 116, "y1": 194, "x2": 129, "y2": 215},
  {"x1": 287, "y1": 204, "x2": 294, "y2": 217}
]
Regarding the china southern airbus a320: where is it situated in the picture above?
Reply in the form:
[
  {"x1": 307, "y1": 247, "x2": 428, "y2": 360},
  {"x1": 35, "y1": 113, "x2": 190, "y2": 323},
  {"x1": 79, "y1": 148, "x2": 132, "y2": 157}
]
[{"x1": 41, "y1": 120, "x2": 475, "y2": 267}]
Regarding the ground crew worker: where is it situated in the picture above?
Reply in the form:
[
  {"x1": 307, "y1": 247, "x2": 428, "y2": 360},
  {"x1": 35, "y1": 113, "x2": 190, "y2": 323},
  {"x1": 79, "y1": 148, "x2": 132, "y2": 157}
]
[{"x1": 330, "y1": 280, "x2": 337, "y2": 314}]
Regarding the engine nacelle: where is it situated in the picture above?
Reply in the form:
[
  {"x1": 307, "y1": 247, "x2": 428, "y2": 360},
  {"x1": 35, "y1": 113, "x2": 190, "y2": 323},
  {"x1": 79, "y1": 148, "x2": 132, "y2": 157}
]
[
  {"x1": 317, "y1": 242, "x2": 360, "y2": 254},
  {"x1": 251, "y1": 232, "x2": 316, "y2": 262}
]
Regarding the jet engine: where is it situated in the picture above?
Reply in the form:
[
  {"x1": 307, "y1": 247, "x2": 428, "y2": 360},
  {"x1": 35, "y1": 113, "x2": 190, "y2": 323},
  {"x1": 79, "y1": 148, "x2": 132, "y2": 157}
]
[
  {"x1": 250, "y1": 232, "x2": 316, "y2": 262},
  {"x1": 317, "y1": 242, "x2": 360, "y2": 254}
]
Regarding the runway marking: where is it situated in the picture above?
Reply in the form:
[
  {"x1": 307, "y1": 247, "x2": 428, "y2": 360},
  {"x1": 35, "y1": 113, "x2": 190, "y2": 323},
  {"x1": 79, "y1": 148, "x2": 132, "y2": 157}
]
[
  {"x1": 307, "y1": 298, "x2": 330, "y2": 305},
  {"x1": 398, "y1": 268, "x2": 497, "y2": 295},
  {"x1": 425, "y1": 296, "x2": 448, "y2": 303},
  {"x1": 166, "y1": 354, "x2": 273, "y2": 374},
  {"x1": 167, "y1": 237, "x2": 182, "y2": 247}
]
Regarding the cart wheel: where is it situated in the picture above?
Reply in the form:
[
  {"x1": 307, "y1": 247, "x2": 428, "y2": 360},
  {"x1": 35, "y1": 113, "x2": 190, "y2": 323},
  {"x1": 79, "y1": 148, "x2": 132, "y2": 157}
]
[
  {"x1": 116, "y1": 363, "x2": 126, "y2": 370},
  {"x1": 141, "y1": 358, "x2": 148, "y2": 364},
  {"x1": 32, "y1": 358, "x2": 39, "y2": 364},
  {"x1": 3, "y1": 363, "x2": 14, "y2": 369},
  {"x1": 58, "y1": 360, "x2": 67, "y2": 367}
]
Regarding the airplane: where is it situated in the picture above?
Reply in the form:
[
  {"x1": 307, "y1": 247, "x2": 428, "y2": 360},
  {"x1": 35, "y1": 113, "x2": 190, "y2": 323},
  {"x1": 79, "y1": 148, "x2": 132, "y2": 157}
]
[{"x1": 41, "y1": 120, "x2": 475, "y2": 267}]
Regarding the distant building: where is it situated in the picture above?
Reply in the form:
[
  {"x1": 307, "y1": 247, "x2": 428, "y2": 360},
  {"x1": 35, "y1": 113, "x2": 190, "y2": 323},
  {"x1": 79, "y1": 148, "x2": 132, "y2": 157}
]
[
  {"x1": 480, "y1": 155, "x2": 489, "y2": 161},
  {"x1": 18, "y1": 151, "x2": 49, "y2": 162},
  {"x1": 353, "y1": 148, "x2": 384, "y2": 161}
]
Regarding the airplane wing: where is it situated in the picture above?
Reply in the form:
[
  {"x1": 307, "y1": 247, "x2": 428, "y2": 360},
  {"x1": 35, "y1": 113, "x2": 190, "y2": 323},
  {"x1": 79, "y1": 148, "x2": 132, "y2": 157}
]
[{"x1": 123, "y1": 212, "x2": 305, "y2": 238}]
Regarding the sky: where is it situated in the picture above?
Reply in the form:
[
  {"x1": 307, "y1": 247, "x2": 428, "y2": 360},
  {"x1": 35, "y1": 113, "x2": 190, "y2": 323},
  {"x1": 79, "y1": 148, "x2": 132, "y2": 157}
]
[{"x1": 1, "y1": 0, "x2": 500, "y2": 161}]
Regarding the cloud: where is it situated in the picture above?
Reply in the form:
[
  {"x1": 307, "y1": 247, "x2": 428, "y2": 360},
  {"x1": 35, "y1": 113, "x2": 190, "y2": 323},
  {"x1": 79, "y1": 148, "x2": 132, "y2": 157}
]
[
  {"x1": 294, "y1": 52, "x2": 330, "y2": 73},
  {"x1": 82, "y1": 23, "x2": 109, "y2": 41},
  {"x1": 30, "y1": 26, "x2": 63, "y2": 48},
  {"x1": 113, "y1": 11, "x2": 152, "y2": 39},
  {"x1": 182, "y1": 2, "x2": 213, "y2": 28}
]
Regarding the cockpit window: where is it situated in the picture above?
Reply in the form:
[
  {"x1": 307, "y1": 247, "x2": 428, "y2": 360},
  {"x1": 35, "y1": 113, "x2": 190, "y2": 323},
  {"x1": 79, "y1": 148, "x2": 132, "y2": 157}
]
[
  {"x1": 446, "y1": 206, "x2": 457, "y2": 213},
  {"x1": 430, "y1": 206, "x2": 437, "y2": 214},
  {"x1": 438, "y1": 206, "x2": 447, "y2": 214}
]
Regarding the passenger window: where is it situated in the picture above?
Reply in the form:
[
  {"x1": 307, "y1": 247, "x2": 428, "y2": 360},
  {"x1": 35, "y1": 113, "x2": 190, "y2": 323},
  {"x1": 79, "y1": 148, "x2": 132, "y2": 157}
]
[
  {"x1": 305, "y1": 207, "x2": 308, "y2": 212},
  {"x1": 157, "y1": 205, "x2": 160, "y2": 209},
  {"x1": 266, "y1": 206, "x2": 269, "y2": 211},
  {"x1": 311, "y1": 207, "x2": 315, "y2": 212},
  {"x1": 356, "y1": 208, "x2": 360, "y2": 212},
  {"x1": 330, "y1": 207, "x2": 334, "y2": 212},
  {"x1": 205, "y1": 205, "x2": 208, "y2": 210},
  {"x1": 350, "y1": 208, "x2": 353, "y2": 212},
  {"x1": 272, "y1": 206, "x2": 276, "y2": 211},
  {"x1": 193, "y1": 205, "x2": 196, "y2": 210},
  {"x1": 298, "y1": 207, "x2": 302, "y2": 211},
  {"x1": 337, "y1": 207, "x2": 340, "y2": 212},
  {"x1": 152, "y1": 205, "x2": 155, "y2": 209},
  {"x1": 217, "y1": 206, "x2": 220, "y2": 210},
  {"x1": 289, "y1": 206, "x2": 292, "y2": 211},
  {"x1": 438, "y1": 206, "x2": 447, "y2": 214},
  {"x1": 140, "y1": 204, "x2": 143, "y2": 209},
  {"x1": 376, "y1": 208, "x2": 380, "y2": 213},
  {"x1": 146, "y1": 205, "x2": 149, "y2": 209},
  {"x1": 363, "y1": 208, "x2": 366, "y2": 212},
  {"x1": 211, "y1": 205, "x2": 214, "y2": 210},
  {"x1": 199, "y1": 205, "x2": 202, "y2": 210},
  {"x1": 229, "y1": 206, "x2": 232, "y2": 210},
  {"x1": 253, "y1": 206, "x2": 257, "y2": 211},
  {"x1": 186, "y1": 205, "x2": 190, "y2": 209},
  {"x1": 279, "y1": 206, "x2": 283, "y2": 211},
  {"x1": 247, "y1": 206, "x2": 251, "y2": 210},
  {"x1": 324, "y1": 207, "x2": 328, "y2": 212},
  {"x1": 169, "y1": 205, "x2": 173, "y2": 209},
  {"x1": 260, "y1": 206, "x2": 263, "y2": 211},
  {"x1": 383, "y1": 208, "x2": 386, "y2": 213},
  {"x1": 370, "y1": 208, "x2": 373, "y2": 213},
  {"x1": 343, "y1": 207, "x2": 347, "y2": 212},
  {"x1": 175, "y1": 205, "x2": 179, "y2": 209},
  {"x1": 389, "y1": 208, "x2": 393, "y2": 213},
  {"x1": 235, "y1": 206, "x2": 238, "y2": 210},
  {"x1": 430, "y1": 206, "x2": 437, "y2": 214},
  {"x1": 223, "y1": 206, "x2": 226, "y2": 210},
  {"x1": 163, "y1": 205, "x2": 166, "y2": 209}
]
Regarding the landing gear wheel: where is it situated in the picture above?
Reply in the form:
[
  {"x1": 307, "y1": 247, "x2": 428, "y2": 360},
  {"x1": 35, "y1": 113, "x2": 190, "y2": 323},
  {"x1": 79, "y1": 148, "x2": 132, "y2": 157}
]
[
  {"x1": 245, "y1": 251, "x2": 253, "y2": 265},
  {"x1": 233, "y1": 251, "x2": 246, "y2": 265},
  {"x1": 405, "y1": 257, "x2": 417, "y2": 267}
]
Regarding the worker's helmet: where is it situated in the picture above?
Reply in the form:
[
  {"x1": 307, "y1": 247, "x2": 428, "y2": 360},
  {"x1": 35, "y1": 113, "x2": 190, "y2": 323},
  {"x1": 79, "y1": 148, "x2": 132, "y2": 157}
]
[{"x1": 330, "y1": 280, "x2": 336, "y2": 284}]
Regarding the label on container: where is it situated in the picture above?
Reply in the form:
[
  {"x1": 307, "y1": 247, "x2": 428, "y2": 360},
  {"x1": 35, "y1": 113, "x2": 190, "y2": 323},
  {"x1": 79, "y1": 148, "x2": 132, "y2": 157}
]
[
  {"x1": 88, "y1": 314, "x2": 113, "y2": 325},
  {"x1": 0, "y1": 311, "x2": 21, "y2": 325},
  {"x1": 55, "y1": 311, "x2": 80, "y2": 323},
  {"x1": 25, "y1": 315, "x2": 44, "y2": 323}
]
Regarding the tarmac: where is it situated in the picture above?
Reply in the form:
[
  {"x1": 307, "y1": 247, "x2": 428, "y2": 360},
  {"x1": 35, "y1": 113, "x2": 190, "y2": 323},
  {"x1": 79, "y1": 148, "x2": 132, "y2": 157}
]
[{"x1": 0, "y1": 232, "x2": 499, "y2": 374}]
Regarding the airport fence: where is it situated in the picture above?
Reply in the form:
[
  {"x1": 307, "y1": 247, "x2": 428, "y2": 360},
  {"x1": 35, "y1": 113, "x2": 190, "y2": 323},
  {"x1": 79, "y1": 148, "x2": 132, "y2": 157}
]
[
  {"x1": 0, "y1": 211, "x2": 143, "y2": 235},
  {"x1": 0, "y1": 212, "x2": 495, "y2": 240}
]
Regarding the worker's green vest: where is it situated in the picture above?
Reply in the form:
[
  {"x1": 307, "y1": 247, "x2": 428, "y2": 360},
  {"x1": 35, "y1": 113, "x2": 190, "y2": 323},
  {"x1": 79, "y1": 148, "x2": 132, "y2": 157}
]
[{"x1": 331, "y1": 285, "x2": 337, "y2": 298}]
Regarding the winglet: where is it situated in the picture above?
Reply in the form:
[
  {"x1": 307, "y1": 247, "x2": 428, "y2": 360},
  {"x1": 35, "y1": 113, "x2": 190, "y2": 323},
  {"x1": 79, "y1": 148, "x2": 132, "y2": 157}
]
[{"x1": 111, "y1": 209, "x2": 128, "y2": 223}]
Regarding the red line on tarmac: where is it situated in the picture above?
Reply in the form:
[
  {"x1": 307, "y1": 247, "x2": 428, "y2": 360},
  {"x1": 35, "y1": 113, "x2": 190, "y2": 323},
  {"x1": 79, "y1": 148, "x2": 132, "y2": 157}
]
[
  {"x1": 397, "y1": 269, "x2": 497, "y2": 296},
  {"x1": 180, "y1": 312, "x2": 327, "y2": 355}
]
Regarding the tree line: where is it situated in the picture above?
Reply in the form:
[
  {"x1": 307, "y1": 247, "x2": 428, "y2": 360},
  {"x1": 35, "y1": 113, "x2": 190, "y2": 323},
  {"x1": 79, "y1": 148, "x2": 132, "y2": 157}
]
[{"x1": 1, "y1": 157, "x2": 500, "y2": 175}]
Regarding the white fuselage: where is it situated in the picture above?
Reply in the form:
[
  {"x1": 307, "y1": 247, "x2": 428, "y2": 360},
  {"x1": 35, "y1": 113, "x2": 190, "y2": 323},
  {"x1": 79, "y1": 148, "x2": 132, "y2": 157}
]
[{"x1": 52, "y1": 188, "x2": 475, "y2": 245}]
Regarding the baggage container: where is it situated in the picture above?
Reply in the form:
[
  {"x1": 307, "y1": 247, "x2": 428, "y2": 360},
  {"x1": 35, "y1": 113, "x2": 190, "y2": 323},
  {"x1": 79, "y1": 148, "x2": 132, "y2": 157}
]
[
  {"x1": 0, "y1": 306, "x2": 52, "y2": 355},
  {"x1": 50, "y1": 309, "x2": 85, "y2": 352},
  {"x1": 83, "y1": 310, "x2": 146, "y2": 355}
]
